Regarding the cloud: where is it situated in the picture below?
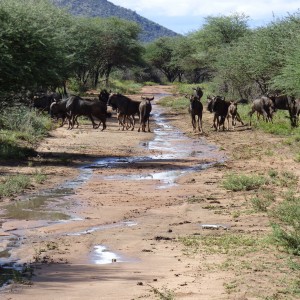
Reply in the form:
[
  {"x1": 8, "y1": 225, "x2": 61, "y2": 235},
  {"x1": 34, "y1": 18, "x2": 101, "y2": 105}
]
[
  {"x1": 111, "y1": 0, "x2": 299, "y2": 18},
  {"x1": 110, "y1": 0, "x2": 299, "y2": 33}
]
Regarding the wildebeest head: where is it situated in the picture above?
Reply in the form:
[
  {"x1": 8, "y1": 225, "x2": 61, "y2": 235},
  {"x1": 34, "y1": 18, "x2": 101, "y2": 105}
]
[
  {"x1": 141, "y1": 96, "x2": 154, "y2": 101},
  {"x1": 99, "y1": 89, "x2": 110, "y2": 103},
  {"x1": 193, "y1": 87, "x2": 204, "y2": 99}
]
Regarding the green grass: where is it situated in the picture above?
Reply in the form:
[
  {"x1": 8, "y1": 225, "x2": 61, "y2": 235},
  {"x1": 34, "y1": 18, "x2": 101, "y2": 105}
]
[
  {"x1": 108, "y1": 79, "x2": 143, "y2": 94},
  {"x1": 0, "y1": 106, "x2": 52, "y2": 160},
  {"x1": 157, "y1": 96, "x2": 188, "y2": 111},
  {"x1": 0, "y1": 175, "x2": 31, "y2": 198},
  {"x1": 0, "y1": 264, "x2": 33, "y2": 287},
  {"x1": 270, "y1": 190, "x2": 300, "y2": 255},
  {"x1": 222, "y1": 173, "x2": 267, "y2": 191},
  {"x1": 179, "y1": 233, "x2": 263, "y2": 255}
]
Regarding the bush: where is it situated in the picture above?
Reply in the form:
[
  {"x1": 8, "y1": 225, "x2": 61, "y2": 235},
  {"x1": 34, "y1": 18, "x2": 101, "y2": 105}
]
[
  {"x1": 0, "y1": 106, "x2": 52, "y2": 159},
  {"x1": 0, "y1": 175, "x2": 31, "y2": 198},
  {"x1": 270, "y1": 191, "x2": 300, "y2": 255},
  {"x1": 222, "y1": 173, "x2": 267, "y2": 191}
]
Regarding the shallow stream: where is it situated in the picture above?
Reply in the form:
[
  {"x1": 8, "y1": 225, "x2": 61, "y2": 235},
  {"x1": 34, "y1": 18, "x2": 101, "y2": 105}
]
[{"x1": 0, "y1": 94, "x2": 225, "y2": 271}]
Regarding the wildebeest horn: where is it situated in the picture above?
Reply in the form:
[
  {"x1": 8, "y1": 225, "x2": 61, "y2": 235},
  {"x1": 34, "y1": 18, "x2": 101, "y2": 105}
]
[{"x1": 141, "y1": 95, "x2": 154, "y2": 100}]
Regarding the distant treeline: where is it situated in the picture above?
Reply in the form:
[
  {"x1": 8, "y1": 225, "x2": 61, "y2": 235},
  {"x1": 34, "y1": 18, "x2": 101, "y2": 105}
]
[{"x1": 0, "y1": 0, "x2": 299, "y2": 109}]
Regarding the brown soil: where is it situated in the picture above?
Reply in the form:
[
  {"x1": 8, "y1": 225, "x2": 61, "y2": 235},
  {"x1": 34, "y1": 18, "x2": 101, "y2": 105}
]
[{"x1": 0, "y1": 85, "x2": 299, "y2": 300}]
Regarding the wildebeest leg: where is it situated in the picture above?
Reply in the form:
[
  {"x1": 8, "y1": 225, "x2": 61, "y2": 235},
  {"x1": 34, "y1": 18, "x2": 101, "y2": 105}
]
[
  {"x1": 147, "y1": 118, "x2": 151, "y2": 132},
  {"x1": 137, "y1": 117, "x2": 142, "y2": 132},
  {"x1": 88, "y1": 114, "x2": 97, "y2": 128},
  {"x1": 130, "y1": 115, "x2": 136, "y2": 131},
  {"x1": 213, "y1": 114, "x2": 219, "y2": 130},
  {"x1": 191, "y1": 114, "x2": 196, "y2": 132},
  {"x1": 236, "y1": 112, "x2": 244, "y2": 125},
  {"x1": 99, "y1": 115, "x2": 106, "y2": 131}
]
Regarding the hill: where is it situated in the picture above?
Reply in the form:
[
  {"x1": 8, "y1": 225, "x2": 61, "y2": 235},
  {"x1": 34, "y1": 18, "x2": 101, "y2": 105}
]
[{"x1": 51, "y1": 0, "x2": 179, "y2": 42}]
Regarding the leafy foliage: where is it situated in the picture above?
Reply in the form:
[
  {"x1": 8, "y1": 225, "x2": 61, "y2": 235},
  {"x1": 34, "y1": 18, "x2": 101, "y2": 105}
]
[{"x1": 0, "y1": 0, "x2": 73, "y2": 97}]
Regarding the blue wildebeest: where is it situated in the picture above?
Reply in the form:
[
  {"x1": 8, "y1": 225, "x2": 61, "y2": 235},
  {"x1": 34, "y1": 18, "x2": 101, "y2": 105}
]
[
  {"x1": 33, "y1": 92, "x2": 62, "y2": 114},
  {"x1": 66, "y1": 96, "x2": 107, "y2": 130},
  {"x1": 207, "y1": 95, "x2": 230, "y2": 131},
  {"x1": 138, "y1": 96, "x2": 154, "y2": 132},
  {"x1": 107, "y1": 93, "x2": 140, "y2": 131},
  {"x1": 188, "y1": 95, "x2": 203, "y2": 133},
  {"x1": 192, "y1": 86, "x2": 204, "y2": 100},
  {"x1": 267, "y1": 93, "x2": 297, "y2": 127},
  {"x1": 248, "y1": 96, "x2": 275, "y2": 126}
]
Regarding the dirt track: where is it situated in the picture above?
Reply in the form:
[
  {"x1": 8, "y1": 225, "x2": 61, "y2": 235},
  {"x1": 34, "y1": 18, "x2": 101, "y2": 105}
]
[{"x1": 1, "y1": 85, "x2": 300, "y2": 299}]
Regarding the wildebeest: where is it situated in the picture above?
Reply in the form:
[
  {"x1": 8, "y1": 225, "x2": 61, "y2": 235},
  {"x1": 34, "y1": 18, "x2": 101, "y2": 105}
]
[
  {"x1": 138, "y1": 96, "x2": 154, "y2": 132},
  {"x1": 267, "y1": 93, "x2": 297, "y2": 127},
  {"x1": 207, "y1": 95, "x2": 230, "y2": 131},
  {"x1": 192, "y1": 86, "x2": 204, "y2": 100},
  {"x1": 248, "y1": 96, "x2": 275, "y2": 126},
  {"x1": 107, "y1": 93, "x2": 140, "y2": 131},
  {"x1": 188, "y1": 95, "x2": 203, "y2": 133},
  {"x1": 98, "y1": 89, "x2": 110, "y2": 103},
  {"x1": 294, "y1": 98, "x2": 300, "y2": 125},
  {"x1": 50, "y1": 98, "x2": 69, "y2": 127},
  {"x1": 226, "y1": 101, "x2": 244, "y2": 130},
  {"x1": 66, "y1": 96, "x2": 107, "y2": 130},
  {"x1": 50, "y1": 98, "x2": 80, "y2": 129},
  {"x1": 33, "y1": 92, "x2": 62, "y2": 114}
]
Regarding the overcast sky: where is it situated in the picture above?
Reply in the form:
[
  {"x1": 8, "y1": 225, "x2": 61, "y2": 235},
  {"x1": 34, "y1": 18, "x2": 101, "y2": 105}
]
[{"x1": 109, "y1": 0, "x2": 300, "y2": 34}]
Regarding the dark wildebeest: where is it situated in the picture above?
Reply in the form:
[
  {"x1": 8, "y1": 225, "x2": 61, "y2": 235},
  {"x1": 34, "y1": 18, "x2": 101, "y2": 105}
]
[
  {"x1": 294, "y1": 98, "x2": 300, "y2": 126},
  {"x1": 107, "y1": 93, "x2": 140, "y2": 131},
  {"x1": 248, "y1": 96, "x2": 275, "y2": 126},
  {"x1": 50, "y1": 98, "x2": 79, "y2": 129},
  {"x1": 268, "y1": 94, "x2": 297, "y2": 127},
  {"x1": 98, "y1": 89, "x2": 110, "y2": 104},
  {"x1": 207, "y1": 95, "x2": 230, "y2": 131},
  {"x1": 192, "y1": 86, "x2": 204, "y2": 100},
  {"x1": 33, "y1": 92, "x2": 62, "y2": 114},
  {"x1": 66, "y1": 96, "x2": 107, "y2": 130},
  {"x1": 138, "y1": 96, "x2": 154, "y2": 132},
  {"x1": 188, "y1": 95, "x2": 203, "y2": 133}
]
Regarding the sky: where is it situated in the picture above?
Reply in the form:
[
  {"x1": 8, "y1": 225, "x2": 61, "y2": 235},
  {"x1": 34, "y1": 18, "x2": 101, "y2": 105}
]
[{"x1": 109, "y1": 0, "x2": 300, "y2": 34}]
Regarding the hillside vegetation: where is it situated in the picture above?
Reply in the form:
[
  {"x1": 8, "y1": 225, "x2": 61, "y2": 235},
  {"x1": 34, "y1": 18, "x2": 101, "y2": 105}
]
[{"x1": 51, "y1": 0, "x2": 179, "y2": 42}]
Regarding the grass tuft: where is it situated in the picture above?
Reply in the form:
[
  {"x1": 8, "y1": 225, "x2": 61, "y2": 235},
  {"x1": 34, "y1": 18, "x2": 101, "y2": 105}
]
[{"x1": 222, "y1": 173, "x2": 267, "y2": 191}]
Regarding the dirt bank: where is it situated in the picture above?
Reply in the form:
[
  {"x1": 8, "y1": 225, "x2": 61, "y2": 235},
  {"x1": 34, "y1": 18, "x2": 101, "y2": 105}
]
[{"x1": 1, "y1": 85, "x2": 299, "y2": 300}]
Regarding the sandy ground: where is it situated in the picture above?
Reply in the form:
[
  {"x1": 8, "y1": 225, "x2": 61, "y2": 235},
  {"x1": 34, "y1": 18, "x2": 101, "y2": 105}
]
[{"x1": 0, "y1": 85, "x2": 300, "y2": 300}]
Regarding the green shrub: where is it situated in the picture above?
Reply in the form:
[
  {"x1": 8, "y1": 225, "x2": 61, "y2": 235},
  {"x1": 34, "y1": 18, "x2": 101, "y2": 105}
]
[
  {"x1": 0, "y1": 175, "x2": 31, "y2": 198},
  {"x1": 158, "y1": 96, "x2": 188, "y2": 111},
  {"x1": 222, "y1": 173, "x2": 267, "y2": 191},
  {"x1": 0, "y1": 106, "x2": 52, "y2": 159},
  {"x1": 270, "y1": 191, "x2": 300, "y2": 255},
  {"x1": 108, "y1": 79, "x2": 142, "y2": 94},
  {"x1": 251, "y1": 197, "x2": 271, "y2": 212}
]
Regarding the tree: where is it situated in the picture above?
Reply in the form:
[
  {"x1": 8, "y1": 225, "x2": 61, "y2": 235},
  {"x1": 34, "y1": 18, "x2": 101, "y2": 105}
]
[
  {"x1": 0, "y1": 0, "x2": 73, "y2": 99},
  {"x1": 68, "y1": 17, "x2": 143, "y2": 88},
  {"x1": 145, "y1": 37, "x2": 182, "y2": 82},
  {"x1": 189, "y1": 13, "x2": 250, "y2": 81}
]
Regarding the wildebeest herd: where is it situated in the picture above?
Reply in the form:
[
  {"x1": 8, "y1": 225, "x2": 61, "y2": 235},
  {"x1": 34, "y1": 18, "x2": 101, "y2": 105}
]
[
  {"x1": 186, "y1": 87, "x2": 300, "y2": 132},
  {"x1": 33, "y1": 87, "x2": 300, "y2": 134},
  {"x1": 33, "y1": 89, "x2": 155, "y2": 132}
]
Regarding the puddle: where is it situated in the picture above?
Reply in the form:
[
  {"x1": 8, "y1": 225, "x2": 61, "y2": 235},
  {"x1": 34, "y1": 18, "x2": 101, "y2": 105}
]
[
  {"x1": 0, "y1": 92, "x2": 226, "y2": 274},
  {"x1": 92, "y1": 100, "x2": 225, "y2": 188},
  {"x1": 92, "y1": 245, "x2": 136, "y2": 265},
  {"x1": 67, "y1": 220, "x2": 137, "y2": 236}
]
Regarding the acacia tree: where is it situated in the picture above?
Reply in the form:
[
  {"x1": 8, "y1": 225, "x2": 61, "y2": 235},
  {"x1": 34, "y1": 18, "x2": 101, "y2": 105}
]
[
  {"x1": 145, "y1": 37, "x2": 183, "y2": 82},
  {"x1": 69, "y1": 17, "x2": 143, "y2": 88},
  {"x1": 189, "y1": 13, "x2": 250, "y2": 81},
  {"x1": 96, "y1": 18, "x2": 143, "y2": 87},
  {"x1": 214, "y1": 13, "x2": 300, "y2": 97},
  {"x1": 0, "y1": 0, "x2": 73, "y2": 100}
]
